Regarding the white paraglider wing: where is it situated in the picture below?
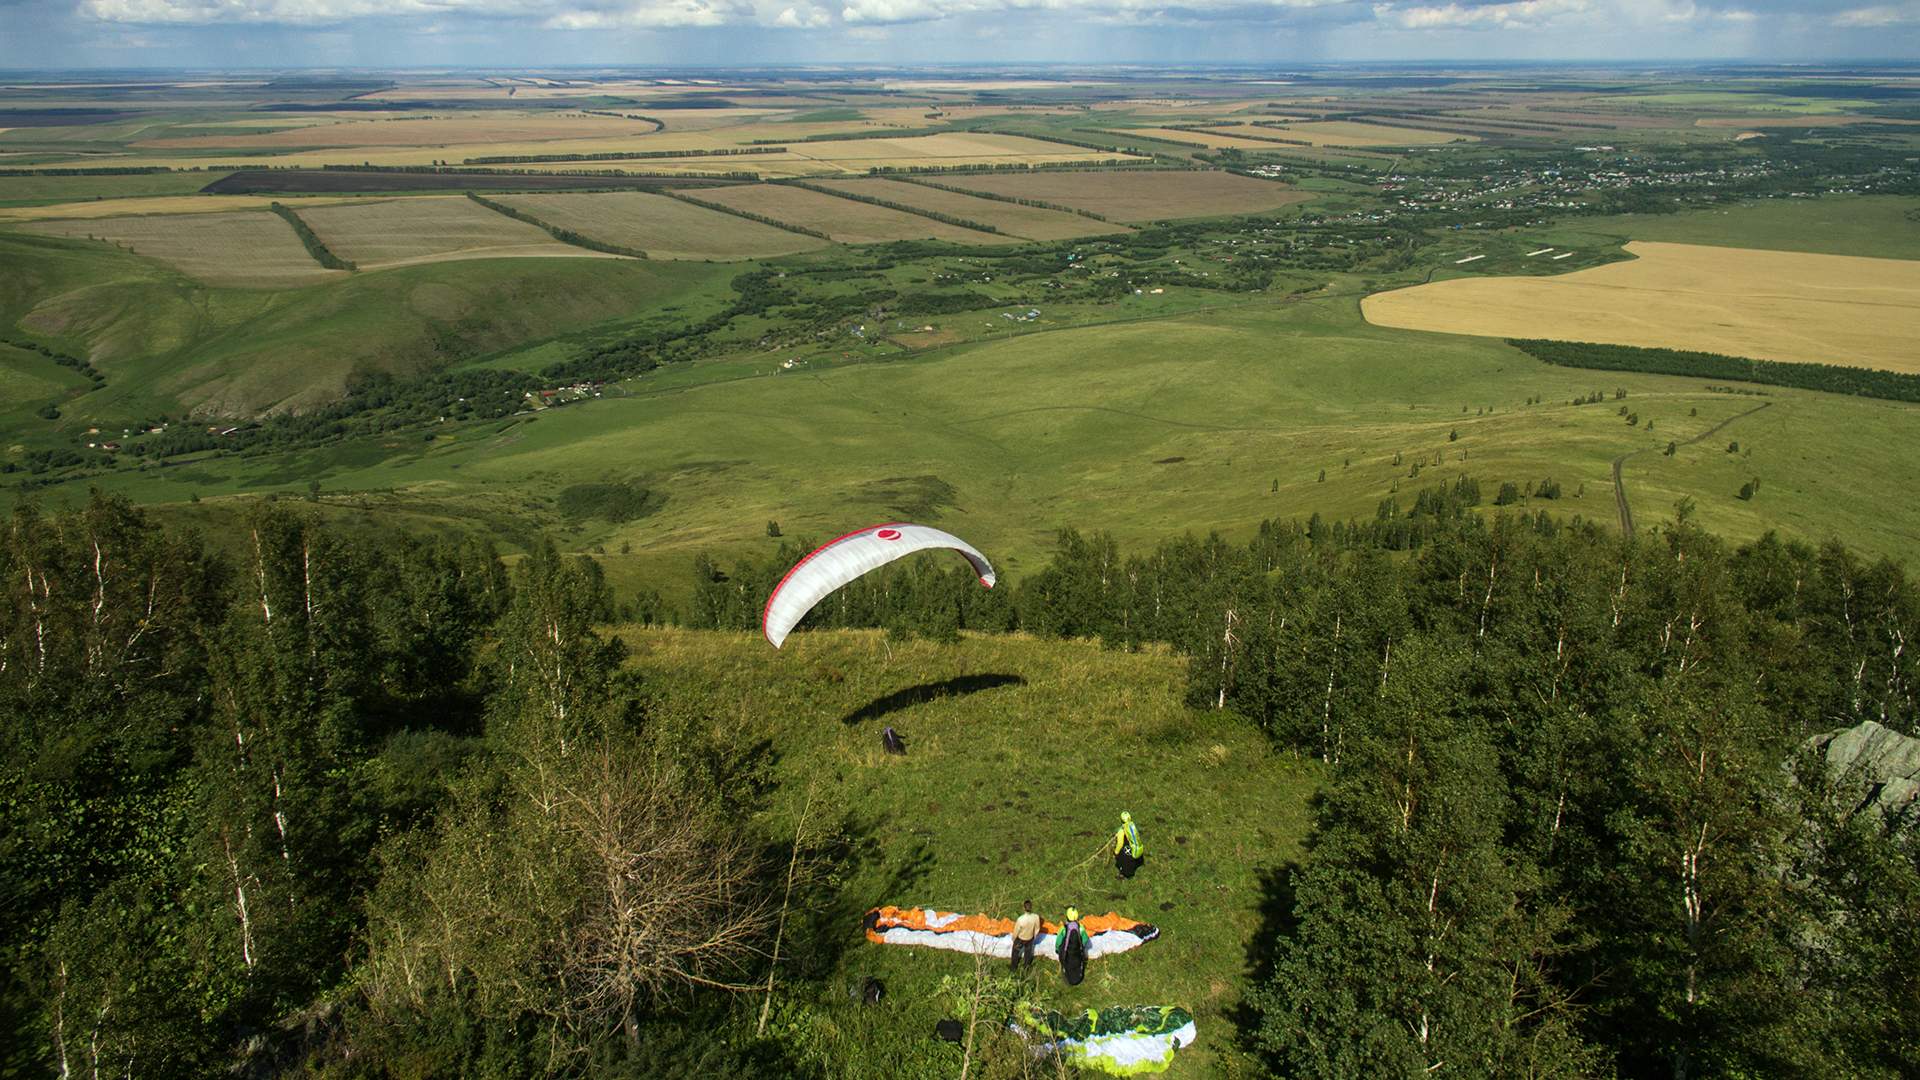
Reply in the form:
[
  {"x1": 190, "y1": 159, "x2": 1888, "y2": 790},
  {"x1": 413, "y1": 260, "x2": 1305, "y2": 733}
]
[{"x1": 763, "y1": 523, "x2": 996, "y2": 648}]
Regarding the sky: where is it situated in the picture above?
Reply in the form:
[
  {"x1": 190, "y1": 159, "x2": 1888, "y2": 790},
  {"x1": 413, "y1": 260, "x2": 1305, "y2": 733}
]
[{"x1": 1, "y1": 0, "x2": 1917, "y2": 69}]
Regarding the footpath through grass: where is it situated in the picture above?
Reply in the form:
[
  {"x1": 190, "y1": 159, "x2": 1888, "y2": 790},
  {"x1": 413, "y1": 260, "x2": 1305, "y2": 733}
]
[{"x1": 624, "y1": 627, "x2": 1321, "y2": 1077}]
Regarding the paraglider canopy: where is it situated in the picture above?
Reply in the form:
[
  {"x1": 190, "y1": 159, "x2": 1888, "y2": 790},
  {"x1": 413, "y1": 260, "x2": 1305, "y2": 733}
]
[{"x1": 762, "y1": 523, "x2": 996, "y2": 649}]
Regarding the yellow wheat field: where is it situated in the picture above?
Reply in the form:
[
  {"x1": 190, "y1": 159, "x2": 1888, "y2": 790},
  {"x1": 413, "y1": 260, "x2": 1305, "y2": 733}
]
[{"x1": 1362, "y1": 241, "x2": 1920, "y2": 372}]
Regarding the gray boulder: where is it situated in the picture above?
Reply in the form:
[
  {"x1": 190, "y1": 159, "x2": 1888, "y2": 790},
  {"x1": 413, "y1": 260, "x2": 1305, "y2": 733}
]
[{"x1": 1805, "y1": 719, "x2": 1920, "y2": 824}]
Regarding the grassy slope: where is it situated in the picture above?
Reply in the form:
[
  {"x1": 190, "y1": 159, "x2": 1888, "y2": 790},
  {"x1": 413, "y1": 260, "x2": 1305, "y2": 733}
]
[
  {"x1": 0, "y1": 230, "x2": 737, "y2": 419},
  {"x1": 626, "y1": 627, "x2": 1318, "y2": 1077},
  {"x1": 49, "y1": 288, "x2": 1920, "y2": 599}
]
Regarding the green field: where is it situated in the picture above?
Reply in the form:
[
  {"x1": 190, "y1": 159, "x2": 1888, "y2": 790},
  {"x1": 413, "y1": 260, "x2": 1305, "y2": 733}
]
[
  {"x1": 30, "y1": 286, "x2": 1920, "y2": 601},
  {"x1": 0, "y1": 170, "x2": 228, "y2": 207},
  {"x1": 1537, "y1": 196, "x2": 1920, "y2": 261},
  {"x1": 625, "y1": 626, "x2": 1319, "y2": 1077}
]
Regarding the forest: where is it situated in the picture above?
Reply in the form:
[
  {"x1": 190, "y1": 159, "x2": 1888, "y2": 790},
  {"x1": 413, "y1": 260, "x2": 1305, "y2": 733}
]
[{"x1": 4, "y1": 490, "x2": 1915, "y2": 1077}]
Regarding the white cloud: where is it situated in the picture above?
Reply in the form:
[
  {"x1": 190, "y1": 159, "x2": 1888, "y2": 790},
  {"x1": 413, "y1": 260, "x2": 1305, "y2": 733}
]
[
  {"x1": 1374, "y1": 0, "x2": 1586, "y2": 29},
  {"x1": 775, "y1": 2, "x2": 832, "y2": 24},
  {"x1": 1832, "y1": 1, "x2": 1918, "y2": 23}
]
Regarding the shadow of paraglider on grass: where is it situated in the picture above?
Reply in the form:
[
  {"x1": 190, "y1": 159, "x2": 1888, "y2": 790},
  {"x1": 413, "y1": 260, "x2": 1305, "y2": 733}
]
[{"x1": 838, "y1": 673, "x2": 1027, "y2": 726}]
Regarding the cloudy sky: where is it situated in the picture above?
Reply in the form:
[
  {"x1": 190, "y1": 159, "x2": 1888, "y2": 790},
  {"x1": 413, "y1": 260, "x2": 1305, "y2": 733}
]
[{"x1": 2, "y1": 0, "x2": 1916, "y2": 69}]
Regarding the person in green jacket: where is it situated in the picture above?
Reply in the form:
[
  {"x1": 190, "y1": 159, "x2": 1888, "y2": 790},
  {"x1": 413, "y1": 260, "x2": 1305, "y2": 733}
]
[
  {"x1": 1055, "y1": 906, "x2": 1091, "y2": 986},
  {"x1": 1113, "y1": 811, "x2": 1144, "y2": 879}
]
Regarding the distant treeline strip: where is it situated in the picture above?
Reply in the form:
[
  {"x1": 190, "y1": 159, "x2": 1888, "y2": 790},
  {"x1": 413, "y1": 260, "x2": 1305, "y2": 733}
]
[
  {"x1": 659, "y1": 190, "x2": 830, "y2": 239},
  {"x1": 309, "y1": 163, "x2": 760, "y2": 181},
  {"x1": 774, "y1": 179, "x2": 1000, "y2": 235},
  {"x1": 747, "y1": 127, "x2": 950, "y2": 144},
  {"x1": 864, "y1": 158, "x2": 1157, "y2": 176},
  {"x1": 465, "y1": 194, "x2": 648, "y2": 258},
  {"x1": 268, "y1": 202, "x2": 355, "y2": 271},
  {"x1": 1509, "y1": 338, "x2": 1920, "y2": 404},
  {"x1": 889, "y1": 175, "x2": 1114, "y2": 223},
  {"x1": 0, "y1": 334, "x2": 106, "y2": 389},
  {"x1": 580, "y1": 109, "x2": 665, "y2": 131},
  {"x1": 0, "y1": 167, "x2": 175, "y2": 177},
  {"x1": 463, "y1": 147, "x2": 785, "y2": 165}
]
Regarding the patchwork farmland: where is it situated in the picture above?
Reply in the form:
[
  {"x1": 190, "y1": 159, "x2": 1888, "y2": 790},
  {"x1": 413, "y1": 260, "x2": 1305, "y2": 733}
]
[
  {"x1": 937, "y1": 169, "x2": 1310, "y2": 222},
  {"x1": 676, "y1": 184, "x2": 1002, "y2": 244},
  {"x1": 808, "y1": 177, "x2": 1124, "y2": 240},
  {"x1": 296, "y1": 196, "x2": 620, "y2": 269},
  {"x1": 495, "y1": 191, "x2": 830, "y2": 259}
]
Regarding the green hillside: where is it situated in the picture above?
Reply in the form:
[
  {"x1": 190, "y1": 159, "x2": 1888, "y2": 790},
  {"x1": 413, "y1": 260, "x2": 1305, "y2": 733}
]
[
  {"x1": 0, "y1": 231, "x2": 735, "y2": 419},
  {"x1": 31, "y1": 286, "x2": 1920, "y2": 600}
]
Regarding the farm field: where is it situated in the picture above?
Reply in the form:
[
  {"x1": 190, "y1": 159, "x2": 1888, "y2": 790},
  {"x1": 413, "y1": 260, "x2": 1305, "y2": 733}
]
[
  {"x1": 1123, "y1": 126, "x2": 1290, "y2": 150},
  {"x1": 1261, "y1": 120, "x2": 1476, "y2": 146},
  {"x1": 0, "y1": 193, "x2": 358, "y2": 222},
  {"x1": 9, "y1": 130, "x2": 1138, "y2": 175},
  {"x1": 17, "y1": 210, "x2": 342, "y2": 288},
  {"x1": 0, "y1": 170, "x2": 226, "y2": 206},
  {"x1": 1554, "y1": 196, "x2": 1920, "y2": 261},
  {"x1": 937, "y1": 169, "x2": 1310, "y2": 222},
  {"x1": 1362, "y1": 240, "x2": 1920, "y2": 371},
  {"x1": 809, "y1": 177, "x2": 1123, "y2": 240},
  {"x1": 297, "y1": 195, "x2": 616, "y2": 268},
  {"x1": 132, "y1": 111, "x2": 674, "y2": 149},
  {"x1": 495, "y1": 191, "x2": 830, "y2": 259},
  {"x1": 678, "y1": 183, "x2": 1001, "y2": 244}
]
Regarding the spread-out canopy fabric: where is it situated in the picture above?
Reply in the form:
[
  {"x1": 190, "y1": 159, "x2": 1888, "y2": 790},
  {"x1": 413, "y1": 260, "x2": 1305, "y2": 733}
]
[
  {"x1": 1013, "y1": 1004, "x2": 1197, "y2": 1075},
  {"x1": 863, "y1": 906, "x2": 1159, "y2": 961},
  {"x1": 763, "y1": 523, "x2": 996, "y2": 649}
]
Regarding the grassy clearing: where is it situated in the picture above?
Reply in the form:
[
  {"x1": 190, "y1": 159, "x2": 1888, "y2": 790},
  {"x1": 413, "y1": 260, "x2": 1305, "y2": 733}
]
[
  {"x1": 495, "y1": 191, "x2": 830, "y2": 260},
  {"x1": 1362, "y1": 240, "x2": 1920, "y2": 371},
  {"x1": 297, "y1": 195, "x2": 613, "y2": 269},
  {"x1": 936, "y1": 171, "x2": 1310, "y2": 223},
  {"x1": 685, "y1": 184, "x2": 1002, "y2": 244},
  {"x1": 811, "y1": 178, "x2": 1124, "y2": 240},
  {"x1": 624, "y1": 627, "x2": 1320, "y2": 1078},
  {"x1": 15, "y1": 210, "x2": 344, "y2": 288}
]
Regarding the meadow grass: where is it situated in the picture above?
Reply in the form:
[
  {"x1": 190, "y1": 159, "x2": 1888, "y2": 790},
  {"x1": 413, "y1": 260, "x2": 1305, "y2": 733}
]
[
  {"x1": 45, "y1": 289, "x2": 1920, "y2": 599},
  {"x1": 623, "y1": 627, "x2": 1321, "y2": 1077},
  {"x1": 936, "y1": 171, "x2": 1310, "y2": 223}
]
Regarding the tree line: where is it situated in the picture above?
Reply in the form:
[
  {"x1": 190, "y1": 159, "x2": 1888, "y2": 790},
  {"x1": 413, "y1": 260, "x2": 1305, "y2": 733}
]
[{"x1": 1510, "y1": 338, "x2": 1920, "y2": 404}]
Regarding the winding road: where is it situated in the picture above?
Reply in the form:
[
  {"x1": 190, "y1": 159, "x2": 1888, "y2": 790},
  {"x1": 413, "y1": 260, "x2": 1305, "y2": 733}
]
[{"x1": 1612, "y1": 401, "x2": 1774, "y2": 536}]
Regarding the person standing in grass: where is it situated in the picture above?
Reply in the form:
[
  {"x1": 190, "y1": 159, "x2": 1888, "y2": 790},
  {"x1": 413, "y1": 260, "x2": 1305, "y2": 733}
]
[
  {"x1": 1056, "y1": 906, "x2": 1091, "y2": 986},
  {"x1": 1010, "y1": 900, "x2": 1041, "y2": 972},
  {"x1": 1113, "y1": 810, "x2": 1144, "y2": 879}
]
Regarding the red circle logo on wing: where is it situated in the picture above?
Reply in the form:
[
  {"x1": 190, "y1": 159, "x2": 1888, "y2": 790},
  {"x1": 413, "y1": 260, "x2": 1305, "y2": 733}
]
[{"x1": 876, "y1": 528, "x2": 902, "y2": 541}]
